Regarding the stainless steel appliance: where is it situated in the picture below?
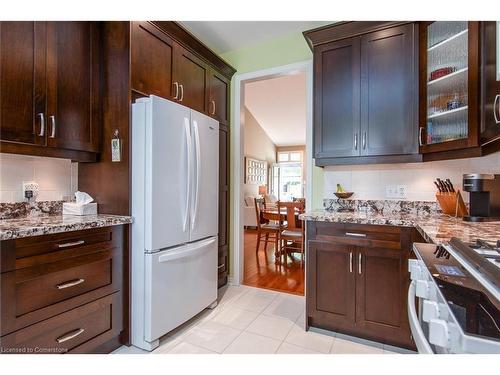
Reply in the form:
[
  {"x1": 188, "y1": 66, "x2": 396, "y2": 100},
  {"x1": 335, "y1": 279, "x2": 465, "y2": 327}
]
[
  {"x1": 463, "y1": 173, "x2": 500, "y2": 221},
  {"x1": 408, "y1": 238, "x2": 500, "y2": 354}
]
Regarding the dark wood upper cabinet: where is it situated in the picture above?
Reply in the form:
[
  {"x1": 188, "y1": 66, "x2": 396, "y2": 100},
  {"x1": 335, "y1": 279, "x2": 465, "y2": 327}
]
[
  {"x1": 480, "y1": 21, "x2": 500, "y2": 146},
  {"x1": 0, "y1": 21, "x2": 100, "y2": 160},
  {"x1": 173, "y1": 43, "x2": 209, "y2": 114},
  {"x1": 360, "y1": 24, "x2": 418, "y2": 156},
  {"x1": 307, "y1": 240, "x2": 356, "y2": 328},
  {"x1": 46, "y1": 22, "x2": 100, "y2": 153},
  {"x1": 131, "y1": 21, "x2": 174, "y2": 100},
  {"x1": 209, "y1": 69, "x2": 229, "y2": 125},
  {"x1": 314, "y1": 37, "x2": 360, "y2": 159},
  {"x1": 419, "y1": 22, "x2": 481, "y2": 157},
  {"x1": 0, "y1": 22, "x2": 46, "y2": 147},
  {"x1": 306, "y1": 22, "x2": 419, "y2": 166}
]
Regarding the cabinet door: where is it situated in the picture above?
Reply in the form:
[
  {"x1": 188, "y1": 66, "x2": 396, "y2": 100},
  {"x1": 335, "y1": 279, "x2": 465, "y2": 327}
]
[
  {"x1": 209, "y1": 69, "x2": 229, "y2": 125},
  {"x1": 45, "y1": 22, "x2": 100, "y2": 152},
  {"x1": 314, "y1": 37, "x2": 361, "y2": 159},
  {"x1": 480, "y1": 21, "x2": 500, "y2": 144},
  {"x1": 218, "y1": 127, "x2": 229, "y2": 288},
  {"x1": 131, "y1": 21, "x2": 175, "y2": 100},
  {"x1": 419, "y1": 21, "x2": 480, "y2": 154},
  {"x1": 307, "y1": 240, "x2": 356, "y2": 329},
  {"x1": 173, "y1": 43, "x2": 209, "y2": 114},
  {"x1": 360, "y1": 24, "x2": 418, "y2": 156},
  {"x1": 0, "y1": 22, "x2": 46, "y2": 146},
  {"x1": 355, "y1": 247, "x2": 412, "y2": 347}
]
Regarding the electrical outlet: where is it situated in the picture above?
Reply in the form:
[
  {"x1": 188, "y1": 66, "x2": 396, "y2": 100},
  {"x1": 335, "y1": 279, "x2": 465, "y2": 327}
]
[
  {"x1": 386, "y1": 185, "x2": 408, "y2": 199},
  {"x1": 397, "y1": 185, "x2": 408, "y2": 199},
  {"x1": 385, "y1": 185, "x2": 398, "y2": 199},
  {"x1": 22, "y1": 181, "x2": 39, "y2": 200}
]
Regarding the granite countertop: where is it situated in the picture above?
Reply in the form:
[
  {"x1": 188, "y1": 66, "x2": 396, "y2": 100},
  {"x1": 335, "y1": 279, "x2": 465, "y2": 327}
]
[
  {"x1": 300, "y1": 210, "x2": 500, "y2": 245},
  {"x1": 0, "y1": 214, "x2": 133, "y2": 240}
]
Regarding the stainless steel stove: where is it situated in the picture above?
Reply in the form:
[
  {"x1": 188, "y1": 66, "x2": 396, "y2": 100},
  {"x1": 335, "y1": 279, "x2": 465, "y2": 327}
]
[{"x1": 409, "y1": 238, "x2": 500, "y2": 354}]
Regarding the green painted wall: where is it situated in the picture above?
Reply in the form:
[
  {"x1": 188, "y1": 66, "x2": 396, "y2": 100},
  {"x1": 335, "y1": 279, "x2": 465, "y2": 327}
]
[{"x1": 220, "y1": 32, "x2": 324, "y2": 279}]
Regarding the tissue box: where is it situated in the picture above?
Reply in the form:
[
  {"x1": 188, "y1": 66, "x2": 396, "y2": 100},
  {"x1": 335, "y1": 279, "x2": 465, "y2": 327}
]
[{"x1": 63, "y1": 202, "x2": 98, "y2": 216}]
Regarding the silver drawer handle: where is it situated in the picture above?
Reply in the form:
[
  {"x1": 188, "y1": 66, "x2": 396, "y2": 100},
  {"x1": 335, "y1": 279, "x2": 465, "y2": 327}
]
[
  {"x1": 56, "y1": 278, "x2": 85, "y2": 290},
  {"x1": 56, "y1": 328, "x2": 85, "y2": 344},
  {"x1": 173, "y1": 82, "x2": 179, "y2": 99},
  {"x1": 218, "y1": 264, "x2": 225, "y2": 270},
  {"x1": 494, "y1": 94, "x2": 500, "y2": 124},
  {"x1": 358, "y1": 253, "x2": 362, "y2": 274},
  {"x1": 179, "y1": 84, "x2": 184, "y2": 102},
  {"x1": 419, "y1": 127, "x2": 424, "y2": 146},
  {"x1": 349, "y1": 252, "x2": 353, "y2": 273},
  {"x1": 57, "y1": 240, "x2": 85, "y2": 248},
  {"x1": 345, "y1": 232, "x2": 367, "y2": 237}
]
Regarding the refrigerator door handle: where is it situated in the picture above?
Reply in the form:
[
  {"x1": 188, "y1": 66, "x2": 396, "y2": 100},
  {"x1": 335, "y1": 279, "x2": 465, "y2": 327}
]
[
  {"x1": 191, "y1": 120, "x2": 201, "y2": 230},
  {"x1": 158, "y1": 238, "x2": 216, "y2": 263},
  {"x1": 183, "y1": 118, "x2": 192, "y2": 232}
]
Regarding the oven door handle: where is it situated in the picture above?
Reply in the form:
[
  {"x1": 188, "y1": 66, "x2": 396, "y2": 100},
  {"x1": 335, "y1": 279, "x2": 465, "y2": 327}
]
[{"x1": 408, "y1": 280, "x2": 434, "y2": 354}]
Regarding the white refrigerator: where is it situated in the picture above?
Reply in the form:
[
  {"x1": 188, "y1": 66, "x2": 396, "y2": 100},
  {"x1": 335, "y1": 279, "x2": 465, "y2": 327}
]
[{"x1": 131, "y1": 95, "x2": 219, "y2": 351}]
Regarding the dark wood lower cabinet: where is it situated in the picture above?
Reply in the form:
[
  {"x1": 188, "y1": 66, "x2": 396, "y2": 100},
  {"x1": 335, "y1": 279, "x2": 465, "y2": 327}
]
[
  {"x1": 306, "y1": 222, "x2": 416, "y2": 349},
  {"x1": 0, "y1": 225, "x2": 126, "y2": 353}
]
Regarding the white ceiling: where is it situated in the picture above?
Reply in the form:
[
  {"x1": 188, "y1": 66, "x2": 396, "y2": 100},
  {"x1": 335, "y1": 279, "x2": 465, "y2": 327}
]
[
  {"x1": 179, "y1": 21, "x2": 331, "y2": 54},
  {"x1": 244, "y1": 71, "x2": 306, "y2": 147}
]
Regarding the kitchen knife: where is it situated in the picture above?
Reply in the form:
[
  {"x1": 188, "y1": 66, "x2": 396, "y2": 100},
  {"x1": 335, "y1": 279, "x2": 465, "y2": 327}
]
[
  {"x1": 437, "y1": 178, "x2": 448, "y2": 192},
  {"x1": 434, "y1": 181, "x2": 442, "y2": 192},
  {"x1": 445, "y1": 179, "x2": 455, "y2": 192}
]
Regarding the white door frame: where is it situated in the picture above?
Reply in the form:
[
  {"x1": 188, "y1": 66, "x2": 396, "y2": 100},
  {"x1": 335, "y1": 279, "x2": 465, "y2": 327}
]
[{"x1": 231, "y1": 59, "x2": 314, "y2": 285}]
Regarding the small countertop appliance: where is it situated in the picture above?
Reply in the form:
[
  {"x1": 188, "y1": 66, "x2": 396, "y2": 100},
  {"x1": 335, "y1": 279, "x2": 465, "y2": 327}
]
[{"x1": 462, "y1": 174, "x2": 500, "y2": 222}]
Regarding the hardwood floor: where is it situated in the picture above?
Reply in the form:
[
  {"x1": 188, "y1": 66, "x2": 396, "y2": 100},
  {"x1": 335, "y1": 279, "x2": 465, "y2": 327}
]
[{"x1": 242, "y1": 229, "x2": 304, "y2": 296}]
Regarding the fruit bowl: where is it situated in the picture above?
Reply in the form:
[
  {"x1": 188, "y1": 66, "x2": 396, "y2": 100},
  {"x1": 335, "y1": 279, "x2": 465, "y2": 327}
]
[{"x1": 334, "y1": 192, "x2": 354, "y2": 199}]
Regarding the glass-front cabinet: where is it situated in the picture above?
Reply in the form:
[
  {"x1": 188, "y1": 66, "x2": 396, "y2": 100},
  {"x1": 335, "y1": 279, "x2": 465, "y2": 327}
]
[{"x1": 420, "y1": 21, "x2": 480, "y2": 153}]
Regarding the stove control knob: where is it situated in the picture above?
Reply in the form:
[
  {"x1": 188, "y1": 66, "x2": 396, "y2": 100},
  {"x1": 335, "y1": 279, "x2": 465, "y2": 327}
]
[
  {"x1": 422, "y1": 301, "x2": 440, "y2": 322},
  {"x1": 416, "y1": 280, "x2": 437, "y2": 300},
  {"x1": 429, "y1": 319, "x2": 450, "y2": 348}
]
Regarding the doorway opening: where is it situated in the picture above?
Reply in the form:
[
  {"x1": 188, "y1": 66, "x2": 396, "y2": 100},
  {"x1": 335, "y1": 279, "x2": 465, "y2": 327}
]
[{"x1": 233, "y1": 61, "x2": 313, "y2": 295}]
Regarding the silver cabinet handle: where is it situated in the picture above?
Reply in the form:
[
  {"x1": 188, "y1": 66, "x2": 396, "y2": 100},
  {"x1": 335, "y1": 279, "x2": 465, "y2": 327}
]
[
  {"x1": 354, "y1": 133, "x2": 358, "y2": 150},
  {"x1": 57, "y1": 240, "x2": 85, "y2": 248},
  {"x1": 349, "y1": 252, "x2": 353, "y2": 273},
  {"x1": 37, "y1": 113, "x2": 45, "y2": 137},
  {"x1": 218, "y1": 264, "x2": 225, "y2": 270},
  {"x1": 358, "y1": 253, "x2": 362, "y2": 274},
  {"x1": 179, "y1": 84, "x2": 184, "y2": 102},
  {"x1": 56, "y1": 328, "x2": 85, "y2": 344},
  {"x1": 345, "y1": 232, "x2": 367, "y2": 237},
  {"x1": 56, "y1": 278, "x2": 85, "y2": 290},
  {"x1": 494, "y1": 94, "x2": 500, "y2": 124},
  {"x1": 49, "y1": 115, "x2": 56, "y2": 138},
  {"x1": 173, "y1": 82, "x2": 179, "y2": 99},
  {"x1": 362, "y1": 132, "x2": 367, "y2": 149},
  {"x1": 419, "y1": 127, "x2": 424, "y2": 146}
]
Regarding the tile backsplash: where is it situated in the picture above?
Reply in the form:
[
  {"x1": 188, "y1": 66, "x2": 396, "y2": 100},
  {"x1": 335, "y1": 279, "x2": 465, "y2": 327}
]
[
  {"x1": 0, "y1": 153, "x2": 77, "y2": 203},
  {"x1": 324, "y1": 152, "x2": 500, "y2": 202}
]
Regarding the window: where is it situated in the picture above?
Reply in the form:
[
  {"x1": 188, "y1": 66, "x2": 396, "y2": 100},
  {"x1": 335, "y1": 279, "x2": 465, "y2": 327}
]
[{"x1": 272, "y1": 150, "x2": 304, "y2": 201}]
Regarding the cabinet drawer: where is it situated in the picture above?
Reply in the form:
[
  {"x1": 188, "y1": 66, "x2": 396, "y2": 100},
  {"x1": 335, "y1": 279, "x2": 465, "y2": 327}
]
[
  {"x1": 1, "y1": 227, "x2": 115, "y2": 273},
  {"x1": 1, "y1": 244, "x2": 122, "y2": 336},
  {"x1": 309, "y1": 222, "x2": 403, "y2": 249},
  {"x1": 0, "y1": 293, "x2": 122, "y2": 354}
]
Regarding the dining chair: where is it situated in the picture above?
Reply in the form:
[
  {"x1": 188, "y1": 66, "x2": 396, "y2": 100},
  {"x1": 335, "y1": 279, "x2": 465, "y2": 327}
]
[
  {"x1": 277, "y1": 201, "x2": 305, "y2": 267},
  {"x1": 263, "y1": 194, "x2": 278, "y2": 210},
  {"x1": 254, "y1": 198, "x2": 280, "y2": 262}
]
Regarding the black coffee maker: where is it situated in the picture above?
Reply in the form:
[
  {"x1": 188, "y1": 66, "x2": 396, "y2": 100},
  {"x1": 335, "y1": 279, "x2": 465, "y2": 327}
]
[{"x1": 462, "y1": 174, "x2": 500, "y2": 222}]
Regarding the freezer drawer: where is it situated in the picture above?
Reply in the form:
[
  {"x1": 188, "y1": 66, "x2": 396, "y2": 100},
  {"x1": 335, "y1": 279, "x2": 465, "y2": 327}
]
[{"x1": 143, "y1": 237, "x2": 217, "y2": 342}]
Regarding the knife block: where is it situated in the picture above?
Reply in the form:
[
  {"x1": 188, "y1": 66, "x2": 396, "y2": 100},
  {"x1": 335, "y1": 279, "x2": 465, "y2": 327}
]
[{"x1": 436, "y1": 190, "x2": 468, "y2": 218}]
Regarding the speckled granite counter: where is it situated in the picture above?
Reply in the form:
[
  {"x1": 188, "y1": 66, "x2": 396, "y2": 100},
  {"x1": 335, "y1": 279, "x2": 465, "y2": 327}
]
[
  {"x1": 300, "y1": 210, "x2": 500, "y2": 245},
  {"x1": 0, "y1": 214, "x2": 133, "y2": 240}
]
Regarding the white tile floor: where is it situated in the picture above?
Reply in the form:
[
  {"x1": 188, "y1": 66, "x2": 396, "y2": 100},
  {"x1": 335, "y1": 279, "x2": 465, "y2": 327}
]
[{"x1": 113, "y1": 285, "x2": 416, "y2": 355}]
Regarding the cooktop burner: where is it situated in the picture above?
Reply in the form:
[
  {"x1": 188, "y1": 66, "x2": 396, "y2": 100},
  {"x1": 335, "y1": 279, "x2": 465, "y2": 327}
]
[{"x1": 467, "y1": 239, "x2": 500, "y2": 269}]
